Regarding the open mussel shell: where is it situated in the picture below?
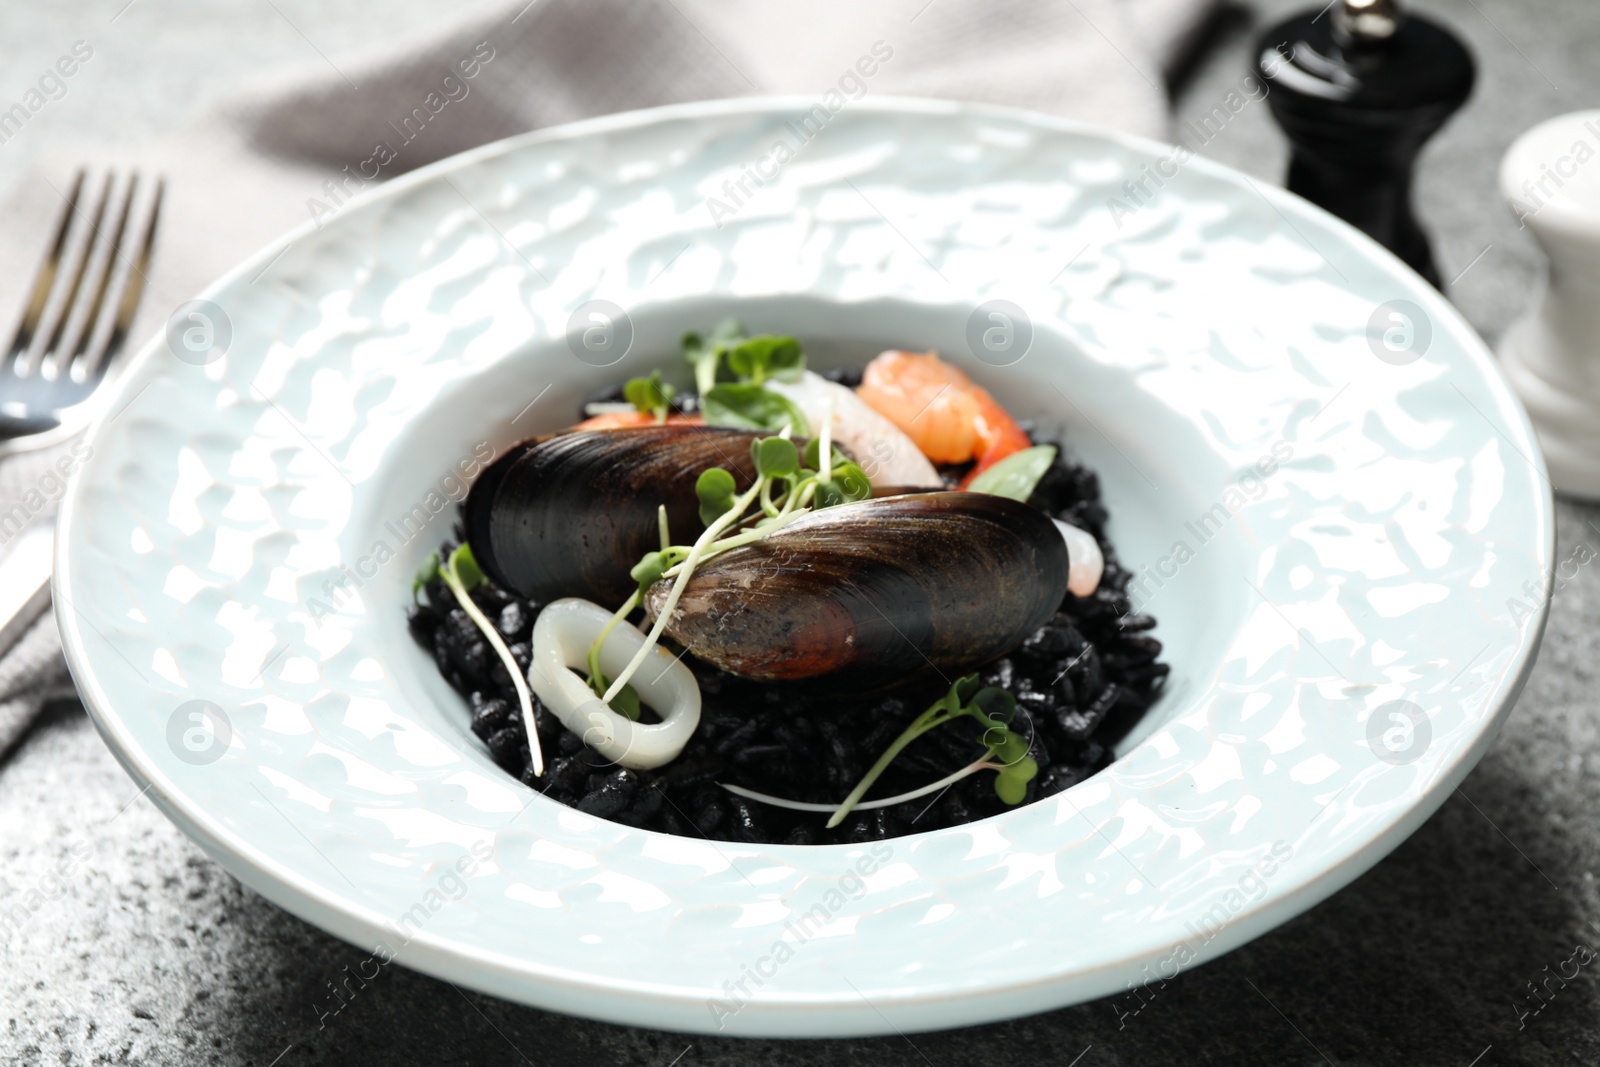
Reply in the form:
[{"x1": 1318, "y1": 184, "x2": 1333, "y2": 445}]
[
  {"x1": 466, "y1": 426, "x2": 762, "y2": 605},
  {"x1": 644, "y1": 492, "x2": 1069, "y2": 684}
]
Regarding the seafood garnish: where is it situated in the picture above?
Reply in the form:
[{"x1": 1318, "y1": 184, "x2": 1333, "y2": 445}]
[
  {"x1": 1055, "y1": 518, "x2": 1105, "y2": 597},
  {"x1": 528, "y1": 598, "x2": 700, "y2": 770},
  {"x1": 766, "y1": 370, "x2": 941, "y2": 490},
  {"x1": 465, "y1": 426, "x2": 763, "y2": 606},
  {"x1": 641, "y1": 492, "x2": 1068, "y2": 685},
  {"x1": 856, "y1": 350, "x2": 1032, "y2": 487}
]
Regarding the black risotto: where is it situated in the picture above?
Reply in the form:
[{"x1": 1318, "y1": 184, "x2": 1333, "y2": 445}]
[{"x1": 408, "y1": 398, "x2": 1167, "y2": 845}]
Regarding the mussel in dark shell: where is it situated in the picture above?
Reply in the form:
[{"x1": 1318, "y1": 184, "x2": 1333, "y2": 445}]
[
  {"x1": 642, "y1": 492, "x2": 1068, "y2": 684},
  {"x1": 466, "y1": 426, "x2": 763, "y2": 605}
]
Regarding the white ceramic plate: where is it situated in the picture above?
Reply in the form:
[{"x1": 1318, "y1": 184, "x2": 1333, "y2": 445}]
[{"x1": 55, "y1": 98, "x2": 1552, "y2": 1037}]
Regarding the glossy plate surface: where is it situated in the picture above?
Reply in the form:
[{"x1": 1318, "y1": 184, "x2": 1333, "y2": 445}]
[{"x1": 55, "y1": 98, "x2": 1552, "y2": 1037}]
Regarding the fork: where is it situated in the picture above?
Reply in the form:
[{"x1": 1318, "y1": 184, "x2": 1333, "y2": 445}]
[
  {"x1": 0, "y1": 169, "x2": 163, "y2": 443},
  {"x1": 0, "y1": 169, "x2": 164, "y2": 658}
]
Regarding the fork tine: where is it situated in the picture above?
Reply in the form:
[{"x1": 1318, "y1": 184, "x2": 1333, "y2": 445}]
[
  {"x1": 5, "y1": 170, "x2": 85, "y2": 367},
  {"x1": 80, "y1": 176, "x2": 163, "y2": 382},
  {"x1": 25, "y1": 173, "x2": 112, "y2": 377},
  {"x1": 56, "y1": 172, "x2": 137, "y2": 382}
]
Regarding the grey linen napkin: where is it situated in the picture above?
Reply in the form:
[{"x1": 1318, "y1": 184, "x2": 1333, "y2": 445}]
[{"x1": 0, "y1": 0, "x2": 1214, "y2": 760}]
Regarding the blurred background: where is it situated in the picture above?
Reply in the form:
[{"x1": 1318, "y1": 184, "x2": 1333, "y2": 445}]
[{"x1": 0, "y1": 0, "x2": 1579, "y2": 342}]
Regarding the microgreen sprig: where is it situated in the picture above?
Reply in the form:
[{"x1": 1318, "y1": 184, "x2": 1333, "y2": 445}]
[
  {"x1": 585, "y1": 431, "x2": 872, "y2": 706},
  {"x1": 700, "y1": 383, "x2": 810, "y2": 436},
  {"x1": 682, "y1": 319, "x2": 810, "y2": 434},
  {"x1": 584, "y1": 590, "x2": 644, "y2": 722},
  {"x1": 682, "y1": 317, "x2": 746, "y2": 395},
  {"x1": 724, "y1": 334, "x2": 804, "y2": 385},
  {"x1": 423, "y1": 544, "x2": 545, "y2": 777},
  {"x1": 621, "y1": 369, "x2": 676, "y2": 423},
  {"x1": 826, "y1": 675, "x2": 1037, "y2": 828}
]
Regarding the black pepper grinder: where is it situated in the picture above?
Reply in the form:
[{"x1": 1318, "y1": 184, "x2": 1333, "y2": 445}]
[{"x1": 1255, "y1": 0, "x2": 1474, "y2": 288}]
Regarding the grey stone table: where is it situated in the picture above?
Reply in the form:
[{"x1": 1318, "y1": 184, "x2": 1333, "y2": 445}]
[{"x1": 3, "y1": 0, "x2": 1598, "y2": 1063}]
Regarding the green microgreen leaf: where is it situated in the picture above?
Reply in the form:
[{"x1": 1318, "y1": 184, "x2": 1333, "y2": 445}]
[
  {"x1": 725, "y1": 334, "x2": 804, "y2": 385},
  {"x1": 701, "y1": 383, "x2": 810, "y2": 435},
  {"x1": 813, "y1": 479, "x2": 848, "y2": 509},
  {"x1": 682, "y1": 318, "x2": 746, "y2": 394},
  {"x1": 623, "y1": 369, "x2": 676, "y2": 422},
  {"x1": 969, "y1": 686, "x2": 1016, "y2": 725},
  {"x1": 993, "y1": 756, "x2": 1038, "y2": 805},
  {"x1": 952, "y1": 674, "x2": 983, "y2": 708},
  {"x1": 696, "y1": 467, "x2": 739, "y2": 525},
  {"x1": 985, "y1": 727, "x2": 1028, "y2": 763},
  {"x1": 413, "y1": 550, "x2": 440, "y2": 599},
  {"x1": 448, "y1": 543, "x2": 484, "y2": 591},
  {"x1": 835, "y1": 461, "x2": 872, "y2": 500},
  {"x1": 630, "y1": 550, "x2": 673, "y2": 599},
  {"x1": 961, "y1": 684, "x2": 1035, "y2": 805},
  {"x1": 966, "y1": 444, "x2": 1058, "y2": 502},
  {"x1": 752, "y1": 436, "x2": 800, "y2": 479},
  {"x1": 814, "y1": 461, "x2": 872, "y2": 509}
]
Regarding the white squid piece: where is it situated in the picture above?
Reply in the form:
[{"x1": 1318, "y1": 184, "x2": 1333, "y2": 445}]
[
  {"x1": 1054, "y1": 519, "x2": 1104, "y2": 598},
  {"x1": 527, "y1": 598, "x2": 701, "y2": 770},
  {"x1": 767, "y1": 371, "x2": 942, "y2": 490}
]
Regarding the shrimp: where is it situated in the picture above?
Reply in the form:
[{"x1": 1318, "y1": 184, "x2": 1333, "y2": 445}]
[
  {"x1": 855, "y1": 350, "x2": 1032, "y2": 488},
  {"x1": 571, "y1": 411, "x2": 704, "y2": 432}
]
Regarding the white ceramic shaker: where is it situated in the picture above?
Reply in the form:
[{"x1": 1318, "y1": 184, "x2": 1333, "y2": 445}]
[{"x1": 1498, "y1": 110, "x2": 1600, "y2": 498}]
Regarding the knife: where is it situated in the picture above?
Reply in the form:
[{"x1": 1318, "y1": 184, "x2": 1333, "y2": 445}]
[{"x1": 0, "y1": 520, "x2": 55, "y2": 657}]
